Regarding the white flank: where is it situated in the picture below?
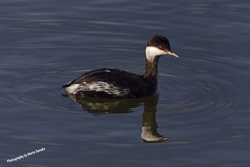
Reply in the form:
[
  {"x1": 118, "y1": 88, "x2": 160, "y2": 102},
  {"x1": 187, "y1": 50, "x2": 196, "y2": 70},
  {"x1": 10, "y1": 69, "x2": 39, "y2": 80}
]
[
  {"x1": 65, "y1": 81, "x2": 129, "y2": 95},
  {"x1": 65, "y1": 84, "x2": 81, "y2": 94}
]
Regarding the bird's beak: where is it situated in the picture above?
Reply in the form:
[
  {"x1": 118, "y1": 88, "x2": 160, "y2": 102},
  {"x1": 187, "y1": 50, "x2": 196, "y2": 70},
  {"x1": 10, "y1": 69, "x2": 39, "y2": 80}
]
[
  {"x1": 165, "y1": 51, "x2": 179, "y2": 58},
  {"x1": 168, "y1": 52, "x2": 179, "y2": 58}
]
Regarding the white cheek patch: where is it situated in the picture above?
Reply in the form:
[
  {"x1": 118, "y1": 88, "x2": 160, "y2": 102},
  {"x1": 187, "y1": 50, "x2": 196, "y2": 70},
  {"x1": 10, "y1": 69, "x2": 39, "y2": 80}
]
[
  {"x1": 65, "y1": 81, "x2": 129, "y2": 95},
  {"x1": 145, "y1": 46, "x2": 167, "y2": 62},
  {"x1": 145, "y1": 46, "x2": 179, "y2": 61}
]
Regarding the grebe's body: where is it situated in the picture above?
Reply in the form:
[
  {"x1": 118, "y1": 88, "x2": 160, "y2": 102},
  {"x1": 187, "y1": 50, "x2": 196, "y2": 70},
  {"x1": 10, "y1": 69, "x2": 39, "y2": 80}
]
[
  {"x1": 63, "y1": 67, "x2": 157, "y2": 98},
  {"x1": 63, "y1": 35, "x2": 178, "y2": 98}
]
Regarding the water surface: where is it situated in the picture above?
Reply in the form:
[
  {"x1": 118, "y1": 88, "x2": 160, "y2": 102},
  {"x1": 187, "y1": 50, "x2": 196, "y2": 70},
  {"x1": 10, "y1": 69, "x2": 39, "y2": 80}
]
[{"x1": 1, "y1": 0, "x2": 250, "y2": 166}]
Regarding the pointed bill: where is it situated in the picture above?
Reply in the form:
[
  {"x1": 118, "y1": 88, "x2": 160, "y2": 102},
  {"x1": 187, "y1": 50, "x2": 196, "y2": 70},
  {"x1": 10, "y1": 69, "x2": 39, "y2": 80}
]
[{"x1": 168, "y1": 52, "x2": 179, "y2": 58}]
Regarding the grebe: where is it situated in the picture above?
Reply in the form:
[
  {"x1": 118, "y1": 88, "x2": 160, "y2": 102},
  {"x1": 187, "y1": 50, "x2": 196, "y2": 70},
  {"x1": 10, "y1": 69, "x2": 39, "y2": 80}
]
[{"x1": 63, "y1": 35, "x2": 178, "y2": 98}]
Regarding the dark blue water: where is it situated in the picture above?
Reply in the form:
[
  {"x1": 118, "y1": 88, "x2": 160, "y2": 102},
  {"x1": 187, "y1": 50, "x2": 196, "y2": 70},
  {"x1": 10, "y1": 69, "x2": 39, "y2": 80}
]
[{"x1": 1, "y1": 0, "x2": 250, "y2": 167}]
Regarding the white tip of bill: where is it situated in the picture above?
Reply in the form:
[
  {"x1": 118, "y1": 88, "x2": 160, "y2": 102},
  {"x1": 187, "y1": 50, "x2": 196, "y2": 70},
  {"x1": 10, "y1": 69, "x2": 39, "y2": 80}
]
[{"x1": 168, "y1": 52, "x2": 179, "y2": 58}]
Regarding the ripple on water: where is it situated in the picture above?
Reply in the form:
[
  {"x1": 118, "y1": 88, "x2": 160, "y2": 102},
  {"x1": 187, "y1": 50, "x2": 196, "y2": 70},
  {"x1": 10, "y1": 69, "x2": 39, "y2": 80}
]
[
  {"x1": 158, "y1": 63, "x2": 245, "y2": 120},
  {"x1": 0, "y1": 63, "x2": 69, "y2": 113},
  {"x1": 13, "y1": 64, "x2": 245, "y2": 118}
]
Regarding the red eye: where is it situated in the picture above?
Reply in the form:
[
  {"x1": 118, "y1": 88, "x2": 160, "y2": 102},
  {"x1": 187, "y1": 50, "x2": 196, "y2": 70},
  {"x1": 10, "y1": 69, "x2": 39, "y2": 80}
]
[{"x1": 159, "y1": 46, "x2": 163, "y2": 50}]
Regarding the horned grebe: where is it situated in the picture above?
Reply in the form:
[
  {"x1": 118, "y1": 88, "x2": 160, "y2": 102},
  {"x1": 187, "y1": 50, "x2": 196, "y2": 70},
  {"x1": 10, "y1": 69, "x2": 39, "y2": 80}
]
[{"x1": 63, "y1": 35, "x2": 178, "y2": 98}]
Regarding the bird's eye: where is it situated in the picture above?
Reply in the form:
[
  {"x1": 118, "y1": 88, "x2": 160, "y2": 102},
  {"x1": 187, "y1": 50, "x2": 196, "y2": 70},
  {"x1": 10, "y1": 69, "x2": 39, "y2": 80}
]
[{"x1": 159, "y1": 46, "x2": 164, "y2": 50}]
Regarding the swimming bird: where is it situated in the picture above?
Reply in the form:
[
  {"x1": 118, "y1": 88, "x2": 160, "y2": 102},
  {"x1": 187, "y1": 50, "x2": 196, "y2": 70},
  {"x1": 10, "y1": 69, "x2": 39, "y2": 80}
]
[{"x1": 62, "y1": 35, "x2": 178, "y2": 98}]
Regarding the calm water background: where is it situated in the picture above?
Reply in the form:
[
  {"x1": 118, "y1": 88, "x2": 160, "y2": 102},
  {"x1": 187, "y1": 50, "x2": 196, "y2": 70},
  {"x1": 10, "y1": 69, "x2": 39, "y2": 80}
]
[{"x1": 1, "y1": 0, "x2": 250, "y2": 166}]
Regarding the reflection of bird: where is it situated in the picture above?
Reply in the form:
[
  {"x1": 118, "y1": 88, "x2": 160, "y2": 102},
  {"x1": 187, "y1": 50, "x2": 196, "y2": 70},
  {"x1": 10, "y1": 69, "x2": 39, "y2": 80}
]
[
  {"x1": 141, "y1": 95, "x2": 173, "y2": 142},
  {"x1": 63, "y1": 93, "x2": 173, "y2": 142},
  {"x1": 62, "y1": 35, "x2": 178, "y2": 98},
  {"x1": 141, "y1": 112, "x2": 172, "y2": 143}
]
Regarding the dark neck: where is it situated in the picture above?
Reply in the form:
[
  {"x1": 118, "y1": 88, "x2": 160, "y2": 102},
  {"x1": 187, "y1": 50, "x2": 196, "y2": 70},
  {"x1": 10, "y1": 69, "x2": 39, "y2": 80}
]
[{"x1": 143, "y1": 57, "x2": 159, "y2": 80}]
